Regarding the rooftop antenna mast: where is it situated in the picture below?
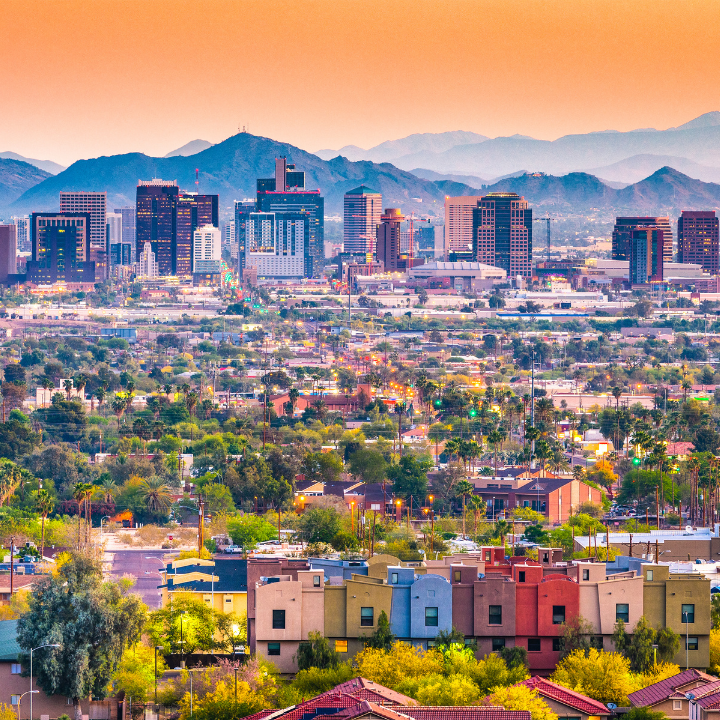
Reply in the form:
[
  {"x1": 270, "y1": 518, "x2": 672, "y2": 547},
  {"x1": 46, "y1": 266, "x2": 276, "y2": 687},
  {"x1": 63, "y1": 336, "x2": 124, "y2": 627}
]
[
  {"x1": 195, "y1": 168, "x2": 199, "y2": 193},
  {"x1": 533, "y1": 214, "x2": 554, "y2": 262}
]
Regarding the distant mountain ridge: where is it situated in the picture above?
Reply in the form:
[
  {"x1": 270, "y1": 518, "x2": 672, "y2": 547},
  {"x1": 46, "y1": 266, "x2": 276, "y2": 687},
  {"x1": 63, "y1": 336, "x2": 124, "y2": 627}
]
[
  {"x1": 7, "y1": 133, "x2": 479, "y2": 215},
  {"x1": 164, "y1": 140, "x2": 213, "y2": 157},
  {"x1": 0, "y1": 152, "x2": 65, "y2": 175},
  {"x1": 0, "y1": 158, "x2": 51, "y2": 208}
]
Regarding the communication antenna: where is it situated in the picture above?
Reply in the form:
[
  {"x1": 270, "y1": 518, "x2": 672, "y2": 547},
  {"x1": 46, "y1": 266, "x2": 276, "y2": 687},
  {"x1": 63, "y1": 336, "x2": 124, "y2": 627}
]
[
  {"x1": 195, "y1": 168, "x2": 199, "y2": 193},
  {"x1": 533, "y1": 213, "x2": 555, "y2": 262}
]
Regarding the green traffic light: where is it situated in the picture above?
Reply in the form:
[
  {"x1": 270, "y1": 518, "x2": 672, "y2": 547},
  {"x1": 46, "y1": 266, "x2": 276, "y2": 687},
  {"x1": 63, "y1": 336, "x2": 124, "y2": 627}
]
[
  {"x1": 632, "y1": 457, "x2": 641, "y2": 465},
  {"x1": 468, "y1": 408, "x2": 477, "y2": 417}
]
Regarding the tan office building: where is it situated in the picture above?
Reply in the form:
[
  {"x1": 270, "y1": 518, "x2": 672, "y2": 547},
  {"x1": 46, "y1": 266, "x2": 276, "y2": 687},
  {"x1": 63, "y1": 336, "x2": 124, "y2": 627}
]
[{"x1": 444, "y1": 196, "x2": 483, "y2": 258}]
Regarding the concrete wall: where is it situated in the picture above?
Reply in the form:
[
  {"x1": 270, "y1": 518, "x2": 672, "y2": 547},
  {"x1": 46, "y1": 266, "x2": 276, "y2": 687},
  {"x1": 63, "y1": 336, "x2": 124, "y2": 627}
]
[
  {"x1": 474, "y1": 574, "x2": 516, "y2": 637},
  {"x1": 409, "y1": 573, "x2": 452, "y2": 639}
]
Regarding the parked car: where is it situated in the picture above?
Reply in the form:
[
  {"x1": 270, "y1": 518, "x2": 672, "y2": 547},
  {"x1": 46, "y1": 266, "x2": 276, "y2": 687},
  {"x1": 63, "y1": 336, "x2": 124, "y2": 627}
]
[{"x1": 223, "y1": 545, "x2": 243, "y2": 554}]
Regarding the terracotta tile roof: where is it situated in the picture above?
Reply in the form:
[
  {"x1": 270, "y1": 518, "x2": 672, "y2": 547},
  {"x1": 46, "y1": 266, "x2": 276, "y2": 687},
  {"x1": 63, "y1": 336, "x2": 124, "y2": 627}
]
[
  {"x1": 400, "y1": 708, "x2": 531, "y2": 720},
  {"x1": 319, "y1": 679, "x2": 415, "y2": 706},
  {"x1": 628, "y1": 670, "x2": 708, "y2": 707},
  {"x1": 519, "y1": 677, "x2": 609, "y2": 716},
  {"x1": 333, "y1": 701, "x2": 408, "y2": 720},
  {"x1": 244, "y1": 693, "x2": 367, "y2": 720},
  {"x1": 691, "y1": 680, "x2": 720, "y2": 701}
]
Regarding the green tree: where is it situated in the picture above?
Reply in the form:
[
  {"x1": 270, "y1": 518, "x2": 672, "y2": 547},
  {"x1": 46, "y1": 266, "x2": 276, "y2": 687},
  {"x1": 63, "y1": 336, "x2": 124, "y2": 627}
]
[
  {"x1": 35, "y1": 489, "x2": 55, "y2": 558},
  {"x1": 226, "y1": 515, "x2": 278, "y2": 549},
  {"x1": 559, "y1": 615, "x2": 595, "y2": 659},
  {"x1": 302, "y1": 451, "x2": 344, "y2": 484},
  {"x1": 17, "y1": 552, "x2": 146, "y2": 720},
  {"x1": 362, "y1": 610, "x2": 395, "y2": 651},
  {"x1": 387, "y1": 455, "x2": 431, "y2": 501},
  {"x1": 612, "y1": 617, "x2": 680, "y2": 672},
  {"x1": 202, "y1": 483, "x2": 236, "y2": 514},
  {"x1": 348, "y1": 447, "x2": 387, "y2": 484},
  {"x1": 298, "y1": 506, "x2": 342, "y2": 543},
  {"x1": 295, "y1": 631, "x2": 340, "y2": 671}
]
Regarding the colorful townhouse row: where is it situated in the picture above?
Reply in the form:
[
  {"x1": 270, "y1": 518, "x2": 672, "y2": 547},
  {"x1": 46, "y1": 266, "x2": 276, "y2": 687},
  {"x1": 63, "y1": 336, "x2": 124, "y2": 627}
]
[{"x1": 159, "y1": 547, "x2": 711, "y2": 673}]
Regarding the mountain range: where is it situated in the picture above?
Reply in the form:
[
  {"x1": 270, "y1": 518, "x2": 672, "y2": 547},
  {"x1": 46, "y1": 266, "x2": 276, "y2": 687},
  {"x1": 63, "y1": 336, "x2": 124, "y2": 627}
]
[
  {"x1": 5, "y1": 133, "x2": 475, "y2": 216},
  {"x1": 0, "y1": 159, "x2": 51, "y2": 209},
  {"x1": 0, "y1": 152, "x2": 64, "y2": 175}
]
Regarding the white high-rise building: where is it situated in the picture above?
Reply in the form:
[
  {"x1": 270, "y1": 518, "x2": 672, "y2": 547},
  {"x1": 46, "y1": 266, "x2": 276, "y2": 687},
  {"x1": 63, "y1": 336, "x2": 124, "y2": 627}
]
[
  {"x1": 106, "y1": 212, "x2": 123, "y2": 244},
  {"x1": 222, "y1": 221, "x2": 235, "y2": 246},
  {"x1": 193, "y1": 224, "x2": 221, "y2": 274},
  {"x1": 60, "y1": 191, "x2": 107, "y2": 279},
  {"x1": 137, "y1": 242, "x2": 158, "y2": 278},
  {"x1": 444, "y1": 196, "x2": 483, "y2": 259},
  {"x1": 10, "y1": 216, "x2": 30, "y2": 253}
]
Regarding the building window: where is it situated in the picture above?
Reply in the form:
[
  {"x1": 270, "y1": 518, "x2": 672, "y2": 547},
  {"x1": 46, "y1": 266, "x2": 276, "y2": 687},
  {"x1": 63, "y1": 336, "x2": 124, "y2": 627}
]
[
  {"x1": 313, "y1": 575, "x2": 321, "y2": 587},
  {"x1": 426, "y1": 607, "x2": 439, "y2": 627},
  {"x1": 11, "y1": 697, "x2": 20, "y2": 707},
  {"x1": 528, "y1": 638, "x2": 541, "y2": 652},
  {"x1": 335, "y1": 640, "x2": 348, "y2": 653},
  {"x1": 489, "y1": 605, "x2": 502, "y2": 625},
  {"x1": 552, "y1": 638, "x2": 562, "y2": 652},
  {"x1": 687, "y1": 637, "x2": 699, "y2": 651},
  {"x1": 552, "y1": 606, "x2": 566, "y2": 625},
  {"x1": 10, "y1": 664, "x2": 21, "y2": 674},
  {"x1": 272, "y1": 610, "x2": 286, "y2": 629},
  {"x1": 616, "y1": 604, "x2": 630, "y2": 623},
  {"x1": 682, "y1": 604, "x2": 695, "y2": 623},
  {"x1": 647, "y1": 570, "x2": 653, "y2": 581},
  {"x1": 518, "y1": 571, "x2": 526, "y2": 583},
  {"x1": 267, "y1": 643, "x2": 280, "y2": 656},
  {"x1": 582, "y1": 569, "x2": 589, "y2": 581},
  {"x1": 392, "y1": 572, "x2": 399, "y2": 585},
  {"x1": 673, "y1": 701, "x2": 683, "y2": 711},
  {"x1": 484, "y1": 551, "x2": 491, "y2": 561},
  {"x1": 361, "y1": 607, "x2": 374, "y2": 626},
  {"x1": 492, "y1": 638, "x2": 506, "y2": 652},
  {"x1": 591, "y1": 636, "x2": 604, "y2": 650},
  {"x1": 454, "y1": 571, "x2": 461, "y2": 582}
]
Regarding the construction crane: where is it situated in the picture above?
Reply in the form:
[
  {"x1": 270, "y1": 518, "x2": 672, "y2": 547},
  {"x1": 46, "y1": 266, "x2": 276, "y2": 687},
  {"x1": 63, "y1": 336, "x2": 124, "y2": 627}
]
[{"x1": 533, "y1": 214, "x2": 556, "y2": 262}]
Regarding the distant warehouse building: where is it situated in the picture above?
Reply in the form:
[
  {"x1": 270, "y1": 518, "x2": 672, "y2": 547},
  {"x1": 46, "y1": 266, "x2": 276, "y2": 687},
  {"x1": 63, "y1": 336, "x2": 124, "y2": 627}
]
[{"x1": 408, "y1": 261, "x2": 506, "y2": 291}]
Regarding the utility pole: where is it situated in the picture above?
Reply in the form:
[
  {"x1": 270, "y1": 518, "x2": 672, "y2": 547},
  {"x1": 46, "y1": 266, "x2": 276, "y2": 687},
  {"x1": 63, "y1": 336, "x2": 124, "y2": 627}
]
[
  {"x1": 530, "y1": 348, "x2": 536, "y2": 469},
  {"x1": 198, "y1": 498, "x2": 205, "y2": 555}
]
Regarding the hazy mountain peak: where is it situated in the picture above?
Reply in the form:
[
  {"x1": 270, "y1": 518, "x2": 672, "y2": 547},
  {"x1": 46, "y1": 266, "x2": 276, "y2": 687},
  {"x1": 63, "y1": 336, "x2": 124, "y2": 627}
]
[
  {"x1": 164, "y1": 139, "x2": 213, "y2": 158},
  {"x1": 670, "y1": 111, "x2": 720, "y2": 132},
  {"x1": 0, "y1": 152, "x2": 65, "y2": 175}
]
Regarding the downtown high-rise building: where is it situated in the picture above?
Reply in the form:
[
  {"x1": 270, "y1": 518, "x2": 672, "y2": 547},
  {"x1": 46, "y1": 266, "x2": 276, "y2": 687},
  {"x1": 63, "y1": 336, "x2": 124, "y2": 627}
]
[
  {"x1": 28, "y1": 213, "x2": 95, "y2": 285},
  {"x1": 343, "y1": 185, "x2": 382, "y2": 257},
  {"x1": 193, "y1": 225, "x2": 221, "y2": 274},
  {"x1": 59, "y1": 192, "x2": 107, "y2": 280},
  {"x1": 678, "y1": 211, "x2": 719, "y2": 274},
  {"x1": 376, "y1": 208, "x2": 404, "y2": 272},
  {"x1": 175, "y1": 193, "x2": 219, "y2": 276},
  {"x1": 445, "y1": 195, "x2": 484, "y2": 259},
  {"x1": 136, "y1": 180, "x2": 179, "y2": 276},
  {"x1": 235, "y1": 199, "x2": 256, "y2": 276},
  {"x1": 630, "y1": 227, "x2": 665, "y2": 284},
  {"x1": 0, "y1": 225, "x2": 17, "y2": 284},
  {"x1": 249, "y1": 158, "x2": 324, "y2": 278},
  {"x1": 612, "y1": 217, "x2": 673, "y2": 263},
  {"x1": 114, "y1": 206, "x2": 136, "y2": 260},
  {"x1": 472, "y1": 192, "x2": 533, "y2": 277},
  {"x1": 9, "y1": 216, "x2": 30, "y2": 253}
]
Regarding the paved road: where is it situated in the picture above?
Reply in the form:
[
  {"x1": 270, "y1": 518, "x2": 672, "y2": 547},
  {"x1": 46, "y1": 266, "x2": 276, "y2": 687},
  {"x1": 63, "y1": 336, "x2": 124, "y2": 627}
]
[{"x1": 106, "y1": 549, "x2": 166, "y2": 608}]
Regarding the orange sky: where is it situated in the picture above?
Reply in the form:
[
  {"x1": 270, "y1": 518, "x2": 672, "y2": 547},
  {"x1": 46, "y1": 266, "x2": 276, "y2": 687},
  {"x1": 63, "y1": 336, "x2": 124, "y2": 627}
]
[{"x1": 2, "y1": 0, "x2": 720, "y2": 166}]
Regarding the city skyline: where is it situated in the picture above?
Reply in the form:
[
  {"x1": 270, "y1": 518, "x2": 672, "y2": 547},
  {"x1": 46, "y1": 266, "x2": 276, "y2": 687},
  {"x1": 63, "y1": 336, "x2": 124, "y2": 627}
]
[{"x1": 3, "y1": 0, "x2": 720, "y2": 166}]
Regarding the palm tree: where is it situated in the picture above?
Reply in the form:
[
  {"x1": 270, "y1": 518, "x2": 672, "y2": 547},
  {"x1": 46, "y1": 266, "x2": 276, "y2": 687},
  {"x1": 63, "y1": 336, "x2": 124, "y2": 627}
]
[
  {"x1": 288, "y1": 387, "x2": 300, "y2": 414},
  {"x1": 312, "y1": 398, "x2": 327, "y2": 422},
  {"x1": 74, "y1": 373, "x2": 88, "y2": 398},
  {"x1": 163, "y1": 383, "x2": 173, "y2": 401},
  {"x1": 140, "y1": 478, "x2": 172, "y2": 515},
  {"x1": 547, "y1": 449, "x2": 571, "y2": 476},
  {"x1": 681, "y1": 378, "x2": 692, "y2": 404},
  {"x1": 468, "y1": 494, "x2": 486, "y2": 537},
  {"x1": 487, "y1": 429, "x2": 504, "y2": 476},
  {"x1": 40, "y1": 377, "x2": 54, "y2": 407},
  {"x1": 455, "y1": 480, "x2": 474, "y2": 538},
  {"x1": 100, "y1": 477, "x2": 117, "y2": 504},
  {"x1": 0, "y1": 464, "x2": 22, "y2": 506},
  {"x1": 94, "y1": 387, "x2": 106, "y2": 414},
  {"x1": 185, "y1": 390, "x2": 199, "y2": 417},
  {"x1": 63, "y1": 379, "x2": 74, "y2": 400},
  {"x1": 493, "y1": 519, "x2": 511, "y2": 547},
  {"x1": 111, "y1": 396, "x2": 126, "y2": 430},
  {"x1": 72, "y1": 482, "x2": 92, "y2": 548},
  {"x1": 35, "y1": 489, "x2": 54, "y2": 559}
]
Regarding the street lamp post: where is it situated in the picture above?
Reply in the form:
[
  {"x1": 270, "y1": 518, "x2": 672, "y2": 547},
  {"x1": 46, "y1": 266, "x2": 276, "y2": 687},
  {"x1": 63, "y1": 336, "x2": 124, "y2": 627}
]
[
  {"x1": 154, "y1": 645, "x2": 163, "y2": 705},
  {"x1": 17, "y1": 690, "x2": 38, "y2": 720},
  {"x1": 30, "y1": 643, "x2": 60, "y2": 720},
  {"x1": 100, "y1": 516, "x2": 111, "y2": 538},
  {"x1": 179, "y1": 611, "x2": 187, "y2": 668},
  {"x1": 188, "y1": 669, "x2": 198, "y2": 718}
]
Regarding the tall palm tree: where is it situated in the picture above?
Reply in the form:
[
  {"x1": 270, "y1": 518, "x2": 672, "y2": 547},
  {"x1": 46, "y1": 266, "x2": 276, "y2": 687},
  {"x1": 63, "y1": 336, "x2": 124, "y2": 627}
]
[
  {"x1": 63, "y1": 379, "x2": 74, "y2": 400},
  {"x1": 40, "y1": 377, "x2": 54, "y2": 407},
  {"x1": 468, "y1": 494, "x2": 486, "y2": 537},
  {"x1": 455, "y1": 480, "x2": 475, "y2": 538},
  {"x1": 547, "y1": 449, "x2": 571, "y2": 476},
  {"x1": 140, "y1": 478, "x2": 172, "y2": 515},
  {"x1": 111, "y1": 396, "x2": 126, "y2": 430},
  {"x1": 35, "y1": 489, "x2": 54, "y2": 559},
  {"x1": 100, "y1": 477, "x2": 117, "y2": 504},
  {"x1": 487, "y1": 429, "x2": 504, "y2": 476},
  {"x1": 0, "y1": 464, "x2": 22, "y2": 506},
  {"x1": 72, "y1": 482, "x2": 92, "y2": 548},
  {"x1": 185, "y1": 390, "x2": 199, "y2": 417}
]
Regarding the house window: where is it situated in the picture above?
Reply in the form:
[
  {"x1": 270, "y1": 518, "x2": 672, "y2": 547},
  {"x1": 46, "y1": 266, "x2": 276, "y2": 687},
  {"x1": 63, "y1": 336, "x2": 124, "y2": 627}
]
[
  {"x1": 673, "y1": 701, "x2": 683, "y2": 711},
  {"x1": 552, "y1": 638, "x2": 562, "y2": 652},
  {"x1": 454, "y1": 570, "x2": 461, "y2": 582},
  {"x1": 361, "y1": 607, "x2": 374, "y2": 626},
  {"x1": 10, "y1": 664, "x2": 21, "y2": 674},
  {"x1": 552, "y1": 606, "x2": 566, "y2": 624},
  {"x1": 489, "y1": 605, "x2": 502, "y2": 625},
  {"x1": 492, "y1": 638, "x2": 506, "y2": 651},
  {"x1": 682, "y1": 604, "x2": 695, "y2": 623},
  {"x1": 518, "y1": 571, "x2": 526, "y2": 583},
  {"x1": 335, "y1": 640, "x2": 348, "y2": 653},
  {"x1": 616, "y1": 604, "x2": 630, "y2": 623},
  {"x1": 267, "y1": 643, "x2": 280, "y2": 656},
  {"x1": 313, "y1": 575, "x2": 321, "y2": 587},
  {"x1": 647, "y1": 569, "x2": 654, "y2": 581},
  {"x1": 582, "y1": 569, "x2": 589, "y2": 581},
  {"x1": 10, "y1": 697, "x2": 20, "y2": 707},
  {"x1": 425, "y1": 607, "x2": 439, "y2": 627},
  {"x1": 687, "y1": 637, "x2": 699, "y2": 651},
  {"x1": 272, "y1": 610, "x2": 286, "y2": 629},
  {"x1": 392, "y1": 572, "x2": 399, "y2": 585},
  {"x1": 485, "y1": 551, "x2": 491, "y2": 561},
  {"x1": 528, "y1": 638, "x2": 541, "y2": 652}
]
